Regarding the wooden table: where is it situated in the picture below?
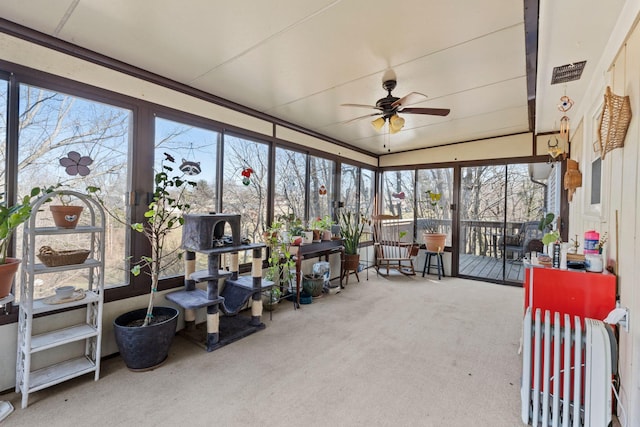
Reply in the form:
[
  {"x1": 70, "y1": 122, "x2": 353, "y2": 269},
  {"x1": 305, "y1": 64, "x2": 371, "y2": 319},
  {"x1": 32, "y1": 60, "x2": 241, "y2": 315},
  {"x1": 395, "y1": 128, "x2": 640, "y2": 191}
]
[{"x1": 290, "y1": 240, "x2": 344, "y2": 307}]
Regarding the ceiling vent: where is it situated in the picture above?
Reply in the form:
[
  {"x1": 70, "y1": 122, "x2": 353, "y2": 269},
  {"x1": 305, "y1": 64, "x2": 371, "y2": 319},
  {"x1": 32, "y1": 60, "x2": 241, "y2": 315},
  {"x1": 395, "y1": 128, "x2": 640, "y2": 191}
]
[{"x1": 551, "y1": 61, "x2": 587, "y2": 84}]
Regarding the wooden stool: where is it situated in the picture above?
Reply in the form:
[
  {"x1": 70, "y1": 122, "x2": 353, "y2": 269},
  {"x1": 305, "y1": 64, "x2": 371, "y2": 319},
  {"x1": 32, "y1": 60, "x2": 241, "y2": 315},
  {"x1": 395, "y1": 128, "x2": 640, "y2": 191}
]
[
  {"x1": 341, "y1": 267, "x2": 359, "y2": 285},
  {"x1": 422, "y1": 251, "x2": 445, "y2": 280}
]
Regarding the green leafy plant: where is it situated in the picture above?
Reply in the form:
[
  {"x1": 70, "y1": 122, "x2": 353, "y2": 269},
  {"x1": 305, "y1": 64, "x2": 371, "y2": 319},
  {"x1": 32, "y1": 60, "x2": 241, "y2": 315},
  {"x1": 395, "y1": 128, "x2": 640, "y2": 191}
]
[
  {"x1": 422, "y1": 190, "x2": 443, "y2": 233},
  {"x1": 88, "y1": 153, "x2": 196, "y2": 326},
  {"x1": 538, "y1": 212, "x2": 561, "y2": 245},
  {"x1": 264, "y1": 220, "x2": 296, "y2": 297},
  {"x1": 339, "y1": 211, "x2": 366, "y2": 255},
  {"x1": 277, "y1": 213, "x2": 304, "y2": 237},
  {"x1": 311, "y1": 215, "x2": 334, "y2": 231},
  {"x1": 0, "y1": 187, "x2": 45, "y2": 264}
]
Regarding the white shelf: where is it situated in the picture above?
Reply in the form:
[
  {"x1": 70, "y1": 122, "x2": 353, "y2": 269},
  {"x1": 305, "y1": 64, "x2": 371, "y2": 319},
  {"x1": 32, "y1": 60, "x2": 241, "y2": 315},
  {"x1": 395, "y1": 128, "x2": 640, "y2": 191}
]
[
  {"x1": 31, "y1": 225, "x2": 102, "y2": 235},
  {"x1": 0, "y1": 294, "x2": 14, "y2": 305},
  {"x1": 31, "y1": 290, "x2": 99, "y2": 315},
  {"x1": 17, "y1": 189, "x2": 105, "y2": 409},
  {"x1": 29, "y1": 324, "x2": 99, "y2": 353},
  {"x1": 32, "y1": 258, "x2": 101, "y2": 274},
  {"x1": 27, "y1": 356, "x2": 96, "y2": 393}
]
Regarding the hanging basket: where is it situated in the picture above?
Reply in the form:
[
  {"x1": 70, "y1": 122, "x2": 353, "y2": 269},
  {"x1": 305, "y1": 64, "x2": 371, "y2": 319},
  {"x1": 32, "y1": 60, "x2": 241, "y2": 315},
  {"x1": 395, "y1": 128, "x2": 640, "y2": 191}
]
[
  {"x1": 563, "y1": 159, "x2": 582, "y2": 202},
  {"x1": 598, "y1": 86, "x2": 631, "y2": 159}
]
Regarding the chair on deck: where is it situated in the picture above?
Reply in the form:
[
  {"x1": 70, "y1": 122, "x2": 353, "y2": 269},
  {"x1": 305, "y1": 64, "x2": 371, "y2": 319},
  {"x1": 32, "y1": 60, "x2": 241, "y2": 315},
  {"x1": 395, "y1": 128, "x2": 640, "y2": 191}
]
[
  {"x1": 500, "y1": 221, "x2": 543, "y2": 260},
  {"x1": 372, "y1": 215, "x2": 418, "y2": 276}
]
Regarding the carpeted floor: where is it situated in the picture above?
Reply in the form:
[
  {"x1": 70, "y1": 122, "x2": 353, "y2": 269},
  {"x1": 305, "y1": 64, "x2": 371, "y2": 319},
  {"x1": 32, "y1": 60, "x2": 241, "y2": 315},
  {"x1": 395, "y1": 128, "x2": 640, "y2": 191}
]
[{"x1": 1, "y1": 272, "x2": 525, "y2": 426}]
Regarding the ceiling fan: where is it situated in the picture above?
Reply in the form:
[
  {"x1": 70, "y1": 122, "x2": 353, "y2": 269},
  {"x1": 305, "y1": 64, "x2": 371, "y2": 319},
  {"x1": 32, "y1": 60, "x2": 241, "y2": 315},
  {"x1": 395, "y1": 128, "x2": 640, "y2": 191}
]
[{"x1": 341, "y1": 69, "x2": 450, "y2": 133}]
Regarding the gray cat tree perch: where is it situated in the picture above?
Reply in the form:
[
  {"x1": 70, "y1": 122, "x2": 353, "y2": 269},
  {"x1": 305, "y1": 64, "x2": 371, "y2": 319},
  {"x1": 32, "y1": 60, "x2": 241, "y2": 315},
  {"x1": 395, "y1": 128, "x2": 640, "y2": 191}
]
[{"x1": 165, "y1": 213, "x2": 273, "y2": 352}]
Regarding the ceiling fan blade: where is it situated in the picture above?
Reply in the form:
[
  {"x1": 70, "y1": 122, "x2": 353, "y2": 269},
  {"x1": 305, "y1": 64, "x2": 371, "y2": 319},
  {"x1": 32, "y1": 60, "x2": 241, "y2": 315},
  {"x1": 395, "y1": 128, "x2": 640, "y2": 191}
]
[
  {"x1": 340, "y1": 112, "x2": 382, "y2": 124},
  {"x1": 391, "y1": 92, "x2": 428, "y2": 108},
  {"x1": 400, "y1": 107, "x2": 450, "y2": 116},
  {"x1": 340, "y1": 103, "x2": 383, "y2": 110}
]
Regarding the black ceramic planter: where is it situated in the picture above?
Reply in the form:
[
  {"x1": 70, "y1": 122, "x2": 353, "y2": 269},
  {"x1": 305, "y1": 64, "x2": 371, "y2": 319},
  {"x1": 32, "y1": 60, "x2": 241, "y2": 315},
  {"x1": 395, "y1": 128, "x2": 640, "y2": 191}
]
[{"x1": 113, "y1": 306, "x2": 179, "y2": 371}]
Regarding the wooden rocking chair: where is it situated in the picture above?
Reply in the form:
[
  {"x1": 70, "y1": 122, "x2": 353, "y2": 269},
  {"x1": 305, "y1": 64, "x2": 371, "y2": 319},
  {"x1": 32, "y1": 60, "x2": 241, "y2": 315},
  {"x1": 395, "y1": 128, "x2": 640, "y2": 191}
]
[{"x1": 372, "y1": 215, "x2": 418, "y2": 276}]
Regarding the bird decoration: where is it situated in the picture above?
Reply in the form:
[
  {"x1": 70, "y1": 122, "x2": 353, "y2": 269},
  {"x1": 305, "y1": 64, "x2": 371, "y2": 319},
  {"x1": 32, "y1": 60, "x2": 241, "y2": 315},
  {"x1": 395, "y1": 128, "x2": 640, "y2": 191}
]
[{"x1": 241, "y1": 167, "x2": 253, "y2": 185}]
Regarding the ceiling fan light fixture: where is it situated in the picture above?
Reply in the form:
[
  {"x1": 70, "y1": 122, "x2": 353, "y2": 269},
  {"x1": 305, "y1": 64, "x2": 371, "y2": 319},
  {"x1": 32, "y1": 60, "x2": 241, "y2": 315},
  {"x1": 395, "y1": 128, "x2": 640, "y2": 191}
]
[
  {"x1": 371, "y1": 116, "x2": 386, "y2": 131},
  {"x1": 389, "y1": 114, "x2": 405, "y2": 133}
]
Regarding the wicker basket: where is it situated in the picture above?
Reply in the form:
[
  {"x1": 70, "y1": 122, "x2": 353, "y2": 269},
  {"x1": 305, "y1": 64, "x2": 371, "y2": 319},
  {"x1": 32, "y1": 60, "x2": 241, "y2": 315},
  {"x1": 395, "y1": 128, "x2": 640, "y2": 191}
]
[
  {"x1": 37, "y1": 246, "x2": 90, "y2": 267},
  {"x1": 598, "y1": 86, "x2": 631, "y2": 159}
]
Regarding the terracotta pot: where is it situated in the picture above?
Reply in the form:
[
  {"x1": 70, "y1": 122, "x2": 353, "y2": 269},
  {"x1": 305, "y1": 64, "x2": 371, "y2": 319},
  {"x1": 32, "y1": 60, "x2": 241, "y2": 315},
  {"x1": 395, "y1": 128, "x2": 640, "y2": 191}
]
[
  {"x1": 423, "y1": 233, "x2": 447, "y2": 253},
  {"x1": 343, "y1": 253, "x2": 360, "y2": 271},
  {"x1": 322, "y1": 230, "x2": 332, "y2": 241},
  {"x1": 0, "y1": 258, "x2": 21, "y2": 298},
  {"x1": 50, "y1": 205, "x2": 84, "y2": 229}
]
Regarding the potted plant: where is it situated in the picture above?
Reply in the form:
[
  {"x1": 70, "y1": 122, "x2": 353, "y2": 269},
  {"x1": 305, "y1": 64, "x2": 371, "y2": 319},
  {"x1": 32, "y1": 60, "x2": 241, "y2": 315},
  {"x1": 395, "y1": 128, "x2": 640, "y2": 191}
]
[
  {"x1": 339, "y1": 211, "x2": 366, "y2": 272},
  {"x1": 422, "y1": 190, "x2": 446, "y2": 252},
  {"x1": 309, "y1": 217, "x2": 325, "y2": 242},
  {"x1": 278, "y1": 213, "x2": 304, "y2": 245},
  {"x1": 88, "y1": 153, "x2": 196, "y2": 370},
  {"x1": 49, "y1": 192, "x2": 84, "y2": 229},
  {"x1": 0, "y1": 187, "x2": 45, "y2": 298},
  {"x1": 539, "y1": 212, "x2": 561, "y2": 249},
  {"x1": 317, "y1": 215, "x2": 335, "y2": 240},
  {"x1": 264, "y1": 220, "x2": 296, "y2": 304}
]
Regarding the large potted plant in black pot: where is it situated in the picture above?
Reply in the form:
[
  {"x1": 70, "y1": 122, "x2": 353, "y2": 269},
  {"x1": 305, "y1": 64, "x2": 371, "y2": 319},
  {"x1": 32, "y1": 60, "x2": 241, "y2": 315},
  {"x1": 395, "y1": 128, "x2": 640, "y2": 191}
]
[{"x1": 89, "y1": 153, "x2": 196, "y2": 370}]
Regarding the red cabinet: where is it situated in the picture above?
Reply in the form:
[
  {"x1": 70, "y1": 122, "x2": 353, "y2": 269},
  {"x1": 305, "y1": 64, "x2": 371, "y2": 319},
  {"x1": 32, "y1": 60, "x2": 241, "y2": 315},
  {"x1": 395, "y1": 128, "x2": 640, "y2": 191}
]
[{"x1": 524, "y1": 265, "x2": 616, "y2": 321}]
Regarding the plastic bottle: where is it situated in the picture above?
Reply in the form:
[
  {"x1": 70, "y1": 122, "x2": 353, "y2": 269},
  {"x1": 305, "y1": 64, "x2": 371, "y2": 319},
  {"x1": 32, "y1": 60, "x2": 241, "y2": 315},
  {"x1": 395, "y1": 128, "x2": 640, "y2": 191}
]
[{"x1": 584, "y1": 230, "x2": 599, "y2": 254}]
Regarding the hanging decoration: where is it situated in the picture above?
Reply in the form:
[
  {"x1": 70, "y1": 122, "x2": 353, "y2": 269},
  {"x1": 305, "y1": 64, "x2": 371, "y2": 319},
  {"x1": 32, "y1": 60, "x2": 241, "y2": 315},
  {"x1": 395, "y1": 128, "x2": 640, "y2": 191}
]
[
  {"x1": 59, "y1": 151, "x2": 93, "y2": 176},
  {"x1": 557, "y1": 95, "x2": 574, "y2": 112},
  {"x1": 179, "y1": 159, "x2": 201, "y2": 176},
  {"x1": 598, "y1": 85, "x2": 632, "y2": 159},
  {"x1": 563, "y1": 159, "x2": 582, "y2": 202},
  {"x1": 179, "y1": 144, "x2": 202, "y2": 176},
  {"x1": 241, "y1": 167, "x2": 253, "y2": 186},
  {"x1": 318, "y1": 184, "x2": 327, "y2": 195},
  {"x1": 547, "y1": 135, "x2": 564, "y2": 163},
  {"x1": 559, "y1": 116, "x2": 570, "y2": 140},
  {"x1": 391, "y1": 191, "x2": 405, "y2": 205}
]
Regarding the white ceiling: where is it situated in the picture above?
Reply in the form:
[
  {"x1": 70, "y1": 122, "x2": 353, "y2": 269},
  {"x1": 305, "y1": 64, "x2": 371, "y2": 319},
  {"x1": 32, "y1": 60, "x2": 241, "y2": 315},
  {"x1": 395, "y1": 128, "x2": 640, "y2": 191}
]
[{"x1": 0, "y1": 0, "x2": 627, "y2": 156}]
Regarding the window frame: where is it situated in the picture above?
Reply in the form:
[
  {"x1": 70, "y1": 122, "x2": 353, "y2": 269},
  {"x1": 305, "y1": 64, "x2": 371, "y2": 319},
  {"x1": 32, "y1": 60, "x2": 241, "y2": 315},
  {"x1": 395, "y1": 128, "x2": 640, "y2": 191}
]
[{"x1": 0, "y1": 60, "x2": 378, "y2": 326}]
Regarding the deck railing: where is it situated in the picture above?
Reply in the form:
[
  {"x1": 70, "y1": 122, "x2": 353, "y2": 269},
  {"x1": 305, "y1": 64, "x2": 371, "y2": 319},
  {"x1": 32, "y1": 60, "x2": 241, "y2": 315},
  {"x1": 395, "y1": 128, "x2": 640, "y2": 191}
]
[
  {"x1": 373, "y1": 217, "x2": 532, "y2": 258},
  {"x1": 459, "y1": 220, "x2": 524, "y2": 257}
]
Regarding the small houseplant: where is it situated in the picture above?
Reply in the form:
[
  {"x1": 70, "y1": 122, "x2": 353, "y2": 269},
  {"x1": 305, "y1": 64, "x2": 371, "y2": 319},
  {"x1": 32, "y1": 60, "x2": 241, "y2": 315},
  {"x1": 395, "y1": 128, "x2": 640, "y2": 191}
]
[
  {"x1": 311, "y1": 215, "x2": 334, "y2": 240},
  {"x1": 422, "y1": 190, "x2": 446, "y2": 252},
  {"x1": 339, "y1": 211, "x2": 365, "y2": 271},
  {"x1": 277, "y1": 213, "x2": 304, "y2": 245},
  {"x1": 88, "y1": 153, "x2": 196, "y2": 370},
  {"x1": 0, "y1": 187, "x2": 45, "y2": 298},
  {"x1": 264, "y1": 220, "x2": 296, "y2": 305},
  {"x1": 49, "y1": 191, "x2": 84, "y2": 229},
  {"x1": 539, "y1": 212, "x2": 560, "y2": 247}
]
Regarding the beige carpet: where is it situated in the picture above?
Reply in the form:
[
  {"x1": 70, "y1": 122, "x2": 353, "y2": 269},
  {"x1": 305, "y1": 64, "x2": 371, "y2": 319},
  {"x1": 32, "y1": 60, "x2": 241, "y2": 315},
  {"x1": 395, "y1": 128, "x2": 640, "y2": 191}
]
[{"x1": 1, "y1": 272, "x2": 525, "y2": 426}]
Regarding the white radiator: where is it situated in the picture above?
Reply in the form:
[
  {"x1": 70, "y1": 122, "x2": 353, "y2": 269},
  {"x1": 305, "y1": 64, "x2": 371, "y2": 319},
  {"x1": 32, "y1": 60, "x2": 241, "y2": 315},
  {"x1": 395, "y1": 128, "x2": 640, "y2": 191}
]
[{"x1": 521, "y1": 308, "x2": 613, "y2": 427}]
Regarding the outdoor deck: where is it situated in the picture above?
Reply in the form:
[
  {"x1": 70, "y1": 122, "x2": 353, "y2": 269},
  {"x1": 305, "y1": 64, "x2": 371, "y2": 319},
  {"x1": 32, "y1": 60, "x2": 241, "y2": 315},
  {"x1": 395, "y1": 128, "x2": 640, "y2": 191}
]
[{"x1": 459, "y1": 254, "x2": 525, "y2": 283}]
